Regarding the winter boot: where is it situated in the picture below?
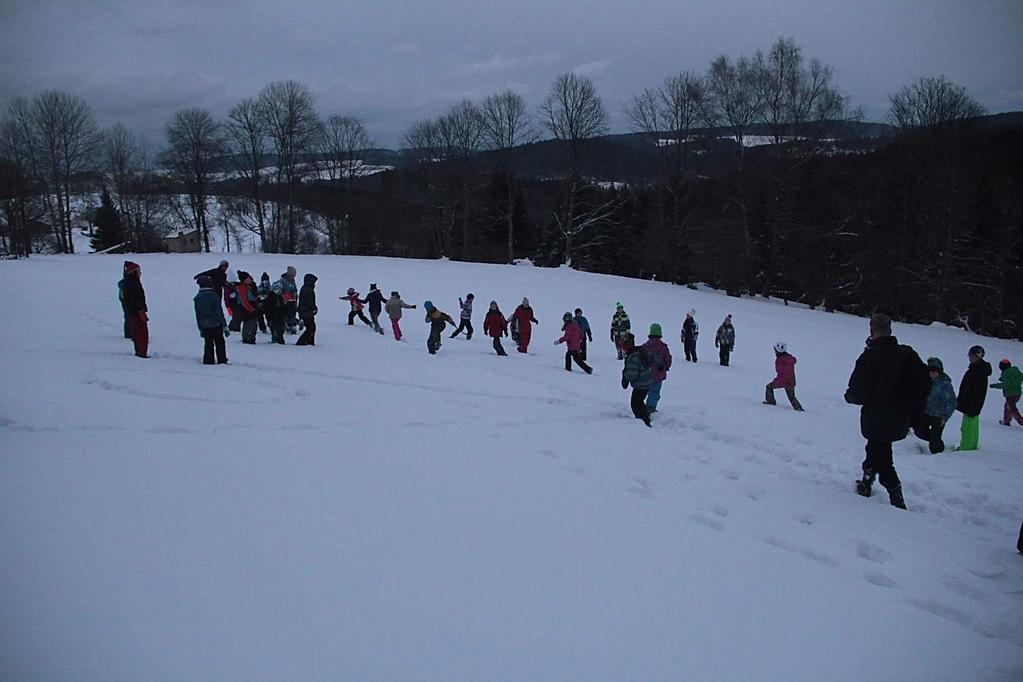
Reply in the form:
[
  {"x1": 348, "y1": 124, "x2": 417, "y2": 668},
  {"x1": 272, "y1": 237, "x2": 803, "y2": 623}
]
[
  {"x1": 887, "y1": 485, "x2": 907, "y2": 510},
  {"x1": 855, "y1": 468, "x2": 876, "y2": 497}
]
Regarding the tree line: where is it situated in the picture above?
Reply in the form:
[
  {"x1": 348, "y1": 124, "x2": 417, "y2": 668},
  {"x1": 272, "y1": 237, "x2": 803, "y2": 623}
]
[{"x1": 1, "y1": 38, "x2": 1019, "y2": 337}]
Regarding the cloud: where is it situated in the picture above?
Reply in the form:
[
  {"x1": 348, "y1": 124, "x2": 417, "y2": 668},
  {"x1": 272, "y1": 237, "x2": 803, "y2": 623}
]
[
  {"x1": 571, "y1": 58, "x2": 613, "y2": 77},
  {"x1": 463, "y1": 52, "x2": 560, "y2": 75}
]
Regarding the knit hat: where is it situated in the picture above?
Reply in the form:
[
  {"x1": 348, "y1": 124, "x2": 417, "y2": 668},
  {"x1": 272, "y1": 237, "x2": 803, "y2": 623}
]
[
  {"x1": 286, "y1": 265, "x2": 297, "y2": 277},
  {"x1": 370, "y1": 283, "x2": 378, "y2": 290},
  {"x1": 969, "y1": 345, "x2": 985, "y2": 359},
  {"x1": 563, "y1": 312, "x2": 573, "y2": 322},
  {"x1": 615, "y1": 301, "x2": 623, "y2": 309},
  {"x1": 774, "y1": 341, "x2": 787, "y2": 353},
  {"x1": 261, "y1": 272, "x2": 269, "y2": 281},
  {"x1": 424, "y1": 300, "x2": 434, "y2": 310},
  {"x1": 466, "y1": 293, "x2": 474, "y2": 300},
  {"x1": 687, "y1": 309, "x2": 695, "y2": 317},
  {"x1": 219, "y1": 259, "x2": 229, "y2": 268},
  {"x1": 197, "y1": 275, "x2": 212, "y2": 288},
  {"x1": 620, "y1": 332, "x2": 636, "y2": 350},
  {"x1": 391, "y1": 291, "x2": 399, "y2": 297},
  {"x1": 649, "y1": 323, "x2": 662, "y2": 337},
  {"x1": 123, "y1": 261, "x2": 140, "y2": 275},
  {"x1": 347, "y1": 287, "x2": 355, "y2": 295},
  {"x1": 1000, "y1": 358, "x2": 1011, "y2": 370},
  {"x1": 927, "y1": 357, "x2": 944, "y2": 372}
]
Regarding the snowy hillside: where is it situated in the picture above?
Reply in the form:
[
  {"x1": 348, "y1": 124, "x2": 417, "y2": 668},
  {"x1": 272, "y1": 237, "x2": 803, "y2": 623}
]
[{"x1": 2, "y1": 254, "x2": 1022, "y2": 681}]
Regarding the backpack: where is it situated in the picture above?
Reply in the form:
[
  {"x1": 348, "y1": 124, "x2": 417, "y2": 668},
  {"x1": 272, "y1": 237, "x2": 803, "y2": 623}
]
[{"x1": 623, "y1": 349, "x2": 651, "y2": 385}]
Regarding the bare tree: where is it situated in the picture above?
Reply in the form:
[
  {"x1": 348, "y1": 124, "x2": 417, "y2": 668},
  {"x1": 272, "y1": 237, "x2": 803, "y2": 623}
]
[
  {"x1": 888, "y1": 75, "x2": 984, "y2": 131},
  {"x1": 258, "y1": 80, "x2": 320, "y2": 253},
  {"x1": 754, "y1": 38, "x2": 847, "y2": 146},
  {"x1": 481, "y1": 89, "x2": 536, "y2": 262},
  {"x1": 163, "y1": 108, "x2": 224, "y2": 252},
  {"x1": 403, "y1": 118, "x2": 453, "y2": 257},
  {"x1": 539, "y1": 73, "x2": 609, "y2": 266},
  {"x1": 318, "y1": 115, "x2": 371, "y2": 253},
  {"x1": 102, "y1": 123, "x2": 145, "y2": 246},
  {"x1": 225, "y1": 97, "x2": 270, "y2": 251},
  {"x1": 0, "y1": 99, "x2": 46, "y2": 256},
  {"x1": 626, "y1": 71, "x2": 708, "y2": 242},
  {"x1": 705, "y1": 55, "x2": 763, "y2": 150},
  {"x1": 31, "y1": 90, "x2": 100, "y2": 253},
  {"x1": 439, "y1": 99, "x2": 484, "y2": 260}
]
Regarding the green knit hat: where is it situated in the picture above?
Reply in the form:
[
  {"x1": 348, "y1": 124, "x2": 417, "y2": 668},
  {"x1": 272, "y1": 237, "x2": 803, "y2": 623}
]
[{"x1": 649, "y1": 323, "x2": 662, "y2": 337}]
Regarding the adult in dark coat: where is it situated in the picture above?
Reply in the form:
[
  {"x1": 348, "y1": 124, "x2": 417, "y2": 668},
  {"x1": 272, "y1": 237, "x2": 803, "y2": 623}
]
[
  {"x1": 296, "y1": 273, "x2": 318, "y2": 346},
  {"x1": 194, "y1": 275, "x2": 229, "y2": 364},
  {"x1": 122, "y1": 261, "x2": 149, "y2": 358},
  {"x1": 844, "y1": 313, "x2": 930, "y2": 509},
  {"x1": 194, "y1": 260, "x2": 230, "y2": 299}
]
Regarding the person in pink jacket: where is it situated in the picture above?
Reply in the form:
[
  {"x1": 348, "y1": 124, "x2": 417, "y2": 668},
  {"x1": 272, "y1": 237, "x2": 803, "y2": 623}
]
[
  {"x1": 556, "y1": 312, "x2": 592, "y2": 373},
  {"x1": 764, "y1": 341, "x2": 804, "y2": 411}
]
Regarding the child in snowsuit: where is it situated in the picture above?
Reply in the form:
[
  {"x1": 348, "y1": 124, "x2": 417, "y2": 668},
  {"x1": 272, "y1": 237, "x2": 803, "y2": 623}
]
[
  {"x1": 295, "y1": 274, "x2": 318, "y2": 346},
  {"x1": 235, "y1": 271, "x2": 259, "y2": 344},
  {"x1": 483, "y1": 301, "x2": 509, "y2": 356},
  {"x1": 364, "y1": 283, "x2": 387, "y2": 335},
  {"x1": 557, "y1": 312, "x2": 593, "y2": 373},
  {"x1": 764, "y1": 342, "x2": 803, "y2": 411},
  {"x1": 914, "y1": 357, "x2": 956, "y2": 453},
  {"x1": 682, "y1": 309, "x2": 699, "y2": 362},
  {"x1": 384, "y1": 291, "x2": 416, "y2": 341},
  {"x1": 117, "y1": 274, "x2": 132, "y2": 339},
  {"x1": 194, "y1": 275, "x2": 229, "y2": 364},
  {"x1": 574, "y1": 308, "x2": 593, "y2": 361},
  {"x1": 620, "y1": 333, "x2": 652, "y2": 427},
  {"x1": 450, "y1": 293, "x2": 475, "y2": 339},
  {"x1": 342, "y1": 287, "x2": 372, "y2": 327},
  {"x1": 256, "y1": 272, "x2": 272, "y2": 334},
  {"x1": 265, "y1": 277, "x2": 286, "y2": 344},
  {"x1": 956, "y1": 345, "x2": 991, "y2": 450},
  {"x1": 991, "y1": 358, "x2": 1023, "y2": 426},
  {"x1": 509, "y1": 298, "x2": 538, "y2": 353},
  {"x1": 642, "y1": 323, "x2": 672, "y2": 413},
  {"x1": 715, "y1": 314, "x2": 735, "y2": 366},
  {"x1": 122, "y1": 261, "x2": 148, "y2": 358},
  {"x1": 424, "y1": 301, "x2": 456, "y2": 354},
  {"x1": 280, "y1": 267, "x2": 299, "y2": 334},
  {"x1": 610, "y1": 303, "x2": 631, "y2": 360}
]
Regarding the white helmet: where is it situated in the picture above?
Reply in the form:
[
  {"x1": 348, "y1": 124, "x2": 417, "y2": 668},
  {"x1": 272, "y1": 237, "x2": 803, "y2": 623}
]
[{"x1": 773, "y1": 341, "x2": 787, "y2": 353}]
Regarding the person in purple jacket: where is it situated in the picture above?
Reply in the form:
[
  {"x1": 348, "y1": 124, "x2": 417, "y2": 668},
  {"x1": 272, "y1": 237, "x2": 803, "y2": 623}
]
[
  {"x1": 764, "y1": 341, "x2": 804, "y2": 411},
  {"x1": 642, "y1": 323, "x2": 672, "y2": 413}
]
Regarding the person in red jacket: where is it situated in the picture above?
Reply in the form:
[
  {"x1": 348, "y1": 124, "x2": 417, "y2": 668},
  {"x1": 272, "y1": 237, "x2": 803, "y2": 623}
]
[
  {"x1": 341, "y1": 287, "x2": 372, "y2": 327},
  {"x1": 556, "y1": 312, "x2": 593, "y2": 373},
  {"x1": 234, "y1": 271, "x2": 259, "y2": 344},
  {"x1": 764, "y1": 341, "x2": 804, "y2": 411},
  {"x1": 508, "y1": 297, "x2": 539, "y2": 353},
  {"x1": 483, "y1": 301, "x2": 509, "y2": 356}
]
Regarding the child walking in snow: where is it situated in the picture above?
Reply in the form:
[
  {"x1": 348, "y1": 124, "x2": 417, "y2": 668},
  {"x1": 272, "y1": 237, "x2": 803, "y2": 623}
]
[
  {"x1": 424, "y1": 301, "x2": 456, "y2": 354},
  {"x1": 715, "y1": 314, "x2": 735, "y2": 366},
  {"x1": 342, "y1": 287, "x2": 372, "y2": 327},
  {"x1": 642, "y1": 323, "x2": 672, "y2": 413},
  {"x1": 682, "y1": 309, "x2": 699, "y2": 362},
  {"x1": 574, "y1": 308, "x2": 593, "y2": 361},
  {"x1": 295, "y1": 274, "x2": 319, "y2": 346},
  {"x1": 610, "y1": 303, "x2": 631, "y2": 360},
  {"x1": 483, "y1": 301, "x2": 509, "y2": 356},
  {"x1": 556, "y1": 312, "x2": 593, "y2": 373},
  {"x1": 619, "y1": 332, "x2": 652, "y2": 427},
  {"x1": 364, "y1": 283, "x2": 387, "y2": 335},
  {"x1": 509, "y1": 298, "x2": 539, "y2": 353},
  {"x1": 450, "y1": 293, "x2": 475, "y2": 339},
  {"x1": 764, "y1": 342, "x2": 804, "y2": 411},
  {"x1": 990, "y1": 358, "x2": 1023, "y2": 426},
  {"x1": 384, "y1": 291, "x2": 416, "y2": 341},
  {"x1": 914, "y1": 357, "x2": 956, "y2": 453}
]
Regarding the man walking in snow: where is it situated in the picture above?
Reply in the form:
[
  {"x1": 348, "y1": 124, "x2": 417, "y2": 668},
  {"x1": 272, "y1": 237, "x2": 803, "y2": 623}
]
[{"x1": 845, "y1": 313, "x2": 930, "y2": 510}]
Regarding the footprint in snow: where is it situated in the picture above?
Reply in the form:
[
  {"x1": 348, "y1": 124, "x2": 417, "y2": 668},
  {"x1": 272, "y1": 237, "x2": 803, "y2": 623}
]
[
  {"x1": 855, "y1": 542, "x2": 891, "y2": 564},
  {"x1": 864, "y1": 573, "x2": 900, "y2": 589},
  {"x1": 563, "y1": 464, "x2": 586, "y2": 476},
  {"x1": 763, "y1": 537, "x2": 838, "y2": 568},
  {"x1": 907, "y1": 598, "x2": 974, "y2": 628},
  {"x1": 690, "y1": 514, "x2": 725, "y2": 531},
  {"x1": 624, "y1": 477, "x2": 654, "y2": 500}
]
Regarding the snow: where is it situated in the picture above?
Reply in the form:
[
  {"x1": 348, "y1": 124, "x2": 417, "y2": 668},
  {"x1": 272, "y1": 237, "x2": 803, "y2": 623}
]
[{"x1": 2, "y1": 253, "x2": 1022, "y2": 682}]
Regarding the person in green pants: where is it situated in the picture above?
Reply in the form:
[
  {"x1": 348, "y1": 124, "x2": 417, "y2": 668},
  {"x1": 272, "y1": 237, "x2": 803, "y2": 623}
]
[{"x1": 956, "y1": 345, "x2": 992, "y2": 450}]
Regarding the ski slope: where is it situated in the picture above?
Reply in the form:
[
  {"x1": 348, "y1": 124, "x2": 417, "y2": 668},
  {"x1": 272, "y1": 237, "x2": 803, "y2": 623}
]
[{"x1": 1, "y1": 254, "x2": 1021, "y2": 682}]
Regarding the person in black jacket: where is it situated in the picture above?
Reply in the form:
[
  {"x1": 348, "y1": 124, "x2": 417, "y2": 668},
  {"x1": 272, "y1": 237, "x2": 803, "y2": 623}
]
[
  {"x1": 295, "y1": 273, "x2": 318, "y2": 346},
  {"x1": 122, "y1": 260, "x2": 149, "y2": 358},
  {"x1": 844, "y1": 313, "x2": 930, "y2": 509},
  {"x1": 364, "y1": 283, "x2": 387, "y2": 335},
  {"x1": 955, "y1": 345, "x2": 991, "y2": 450},
  {"x1": 194, "y1": 260, "x2": 230, "y2": 300}
]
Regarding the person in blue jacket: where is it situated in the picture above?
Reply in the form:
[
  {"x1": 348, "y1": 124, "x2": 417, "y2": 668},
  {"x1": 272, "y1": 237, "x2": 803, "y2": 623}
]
[
  {"x1": 914, "y1": 356, "x2": 956, "y2": 454},
  {"x1": 574, "y1": 308, "x2": 593, "y2": 361},
  {"x1": 194, "y1": 275, "x2": 229, "y2": 364}
]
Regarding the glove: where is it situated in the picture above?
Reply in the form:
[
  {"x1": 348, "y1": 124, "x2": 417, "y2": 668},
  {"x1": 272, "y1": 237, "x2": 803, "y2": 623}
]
[
  {"x1": 224, "y1": 329, "x2": 231, "y2": 338},
  {"x1": 554, "y1": 340, "x2": 560, "y2": 346},
  {"x1": 989, "y1": 383, "x2": 998, "y2": 388},
  {"x1": 140, "y1": 311, "x2": 149, "y2": 322},
  {"x1": 621, "y1": 376, "x2": 629, "y2": 390}
]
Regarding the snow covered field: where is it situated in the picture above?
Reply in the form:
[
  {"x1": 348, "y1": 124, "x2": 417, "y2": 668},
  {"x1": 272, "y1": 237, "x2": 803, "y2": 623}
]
[{"x1": 2, "y1": 253, "x2": 1022, "y2": 681}]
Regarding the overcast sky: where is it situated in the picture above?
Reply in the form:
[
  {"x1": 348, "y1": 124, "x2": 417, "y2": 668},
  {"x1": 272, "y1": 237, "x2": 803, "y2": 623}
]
[{"x1": 2, "y1": 0, "x2": 1021, "y2": 147}]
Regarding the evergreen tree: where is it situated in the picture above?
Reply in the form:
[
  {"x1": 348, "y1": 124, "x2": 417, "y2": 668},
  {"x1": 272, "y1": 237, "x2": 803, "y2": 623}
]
[{"x1": 90, "y1": 189, "x2": 125, "y2": 252}]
